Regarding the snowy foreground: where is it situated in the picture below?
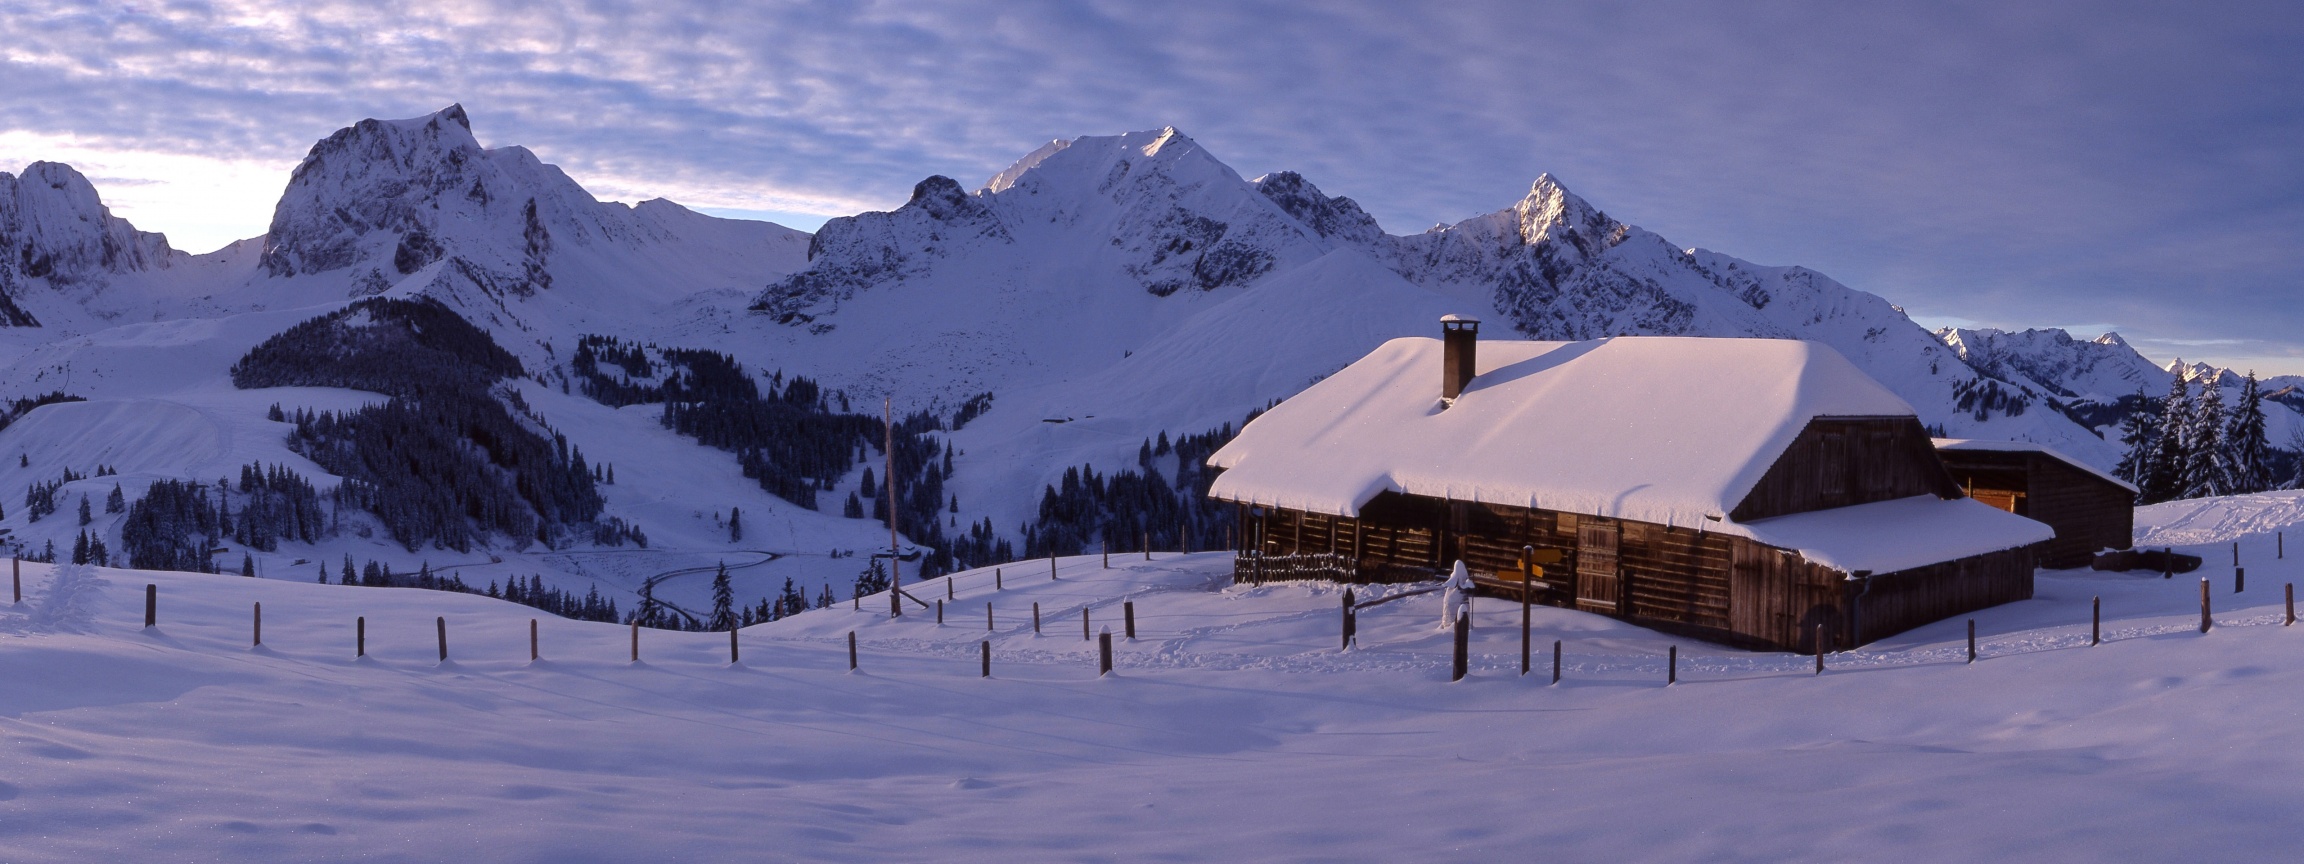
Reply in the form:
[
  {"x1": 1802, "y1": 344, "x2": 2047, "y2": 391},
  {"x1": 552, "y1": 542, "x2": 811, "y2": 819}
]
[{"x1": 9, "y1": 505, "x2": 2304, "y2": 861}]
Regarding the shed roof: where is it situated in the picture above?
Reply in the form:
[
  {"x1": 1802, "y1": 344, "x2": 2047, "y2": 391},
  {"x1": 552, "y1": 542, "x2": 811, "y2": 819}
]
[{"x1": 1932, "y1": 438, "x2": 2139, "y2": 494}]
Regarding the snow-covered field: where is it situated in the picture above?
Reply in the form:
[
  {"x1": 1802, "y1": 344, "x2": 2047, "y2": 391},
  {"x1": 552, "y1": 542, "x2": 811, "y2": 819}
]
[{"x1": 10, "y1": 496, "x2": 2304, "y2": 861}]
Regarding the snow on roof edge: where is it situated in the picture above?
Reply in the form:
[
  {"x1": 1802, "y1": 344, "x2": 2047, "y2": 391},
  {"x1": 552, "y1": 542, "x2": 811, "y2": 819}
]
[
  {"x1": 1933, "y1": 438, "x2": 2138, "y2": 494},
  {"x1": 1738, "y1": 495, "x2": 2055, "y2": 575}
]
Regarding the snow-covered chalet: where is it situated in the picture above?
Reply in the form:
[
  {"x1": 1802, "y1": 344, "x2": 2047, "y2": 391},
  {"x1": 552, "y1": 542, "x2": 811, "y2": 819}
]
[{"x1": 1205, "y1": 317, "x2": 2055, "y2": 652}]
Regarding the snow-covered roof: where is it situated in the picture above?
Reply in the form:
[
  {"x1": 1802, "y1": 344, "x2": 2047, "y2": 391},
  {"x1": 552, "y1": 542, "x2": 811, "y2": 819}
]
[
  {"x1": 1739, "y1": 495, "x2": 2055, "y2": 575},
  {"x1": 1933, "y1": 438, "x2": 2139, "y2": 494},
  {"x1": 1208, "y1": 335, "x2": 1920, "y2": 531}
]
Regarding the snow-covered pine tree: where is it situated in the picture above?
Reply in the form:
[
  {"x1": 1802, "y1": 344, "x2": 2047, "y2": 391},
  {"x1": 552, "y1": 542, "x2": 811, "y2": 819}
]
[
  {"x1": 2180, "y1": 368, "x2": 2231, "y2": 500},
  {"x1": 708, "y1": 562, "x2": 735, "y2": 631},
  {"x1": 77, "y1": 495, "x2": 90, "y2": 526},
  {"x1": 2228, "y1": 370, "x2": 2271, "y2": 494},
  {"x1": 728, "y1": 507, "x2": 743, "y2": 542},
  {"x1": 106, "y1": 483, "x2": 124, "y2": 514},
  {"x1": 2112, "y1": 388, "x2": 2161, "y2": 488},
  {"x1": 2141, "y1": 369, "x2": 2192, "y2": 504},
  {"x1": 843, "y1": 491, "x2": 864, "y2": 518},
  {"x1": 241, "y1": 553, "x2": 255, "y2": 577}
]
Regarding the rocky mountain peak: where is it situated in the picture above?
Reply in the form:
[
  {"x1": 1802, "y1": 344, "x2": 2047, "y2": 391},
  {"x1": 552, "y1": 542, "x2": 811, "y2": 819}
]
[
  {"x1": 1253, "y1": 171, "x2": 1385, "y2": 246},
  {"x1": 0, "y1": 160, "x2": 178, "y2": 326}
]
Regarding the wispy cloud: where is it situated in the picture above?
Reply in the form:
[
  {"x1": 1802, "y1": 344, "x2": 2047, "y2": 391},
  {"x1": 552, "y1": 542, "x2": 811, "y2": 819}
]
[{"x1": 0, "y1": 0, "x2": 2298, "y2": 370}]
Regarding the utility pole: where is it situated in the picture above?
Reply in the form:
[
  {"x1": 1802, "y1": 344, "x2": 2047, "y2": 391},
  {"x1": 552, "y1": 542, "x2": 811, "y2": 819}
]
[{"x1": 886, "y1": 397, "x2": 902, "y2": 619}]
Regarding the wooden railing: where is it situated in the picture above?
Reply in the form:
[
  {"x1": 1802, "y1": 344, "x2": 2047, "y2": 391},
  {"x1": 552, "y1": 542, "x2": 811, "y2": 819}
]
[{"x1": 1232, "y1": 553, "x2": 1439, "y2": 586}]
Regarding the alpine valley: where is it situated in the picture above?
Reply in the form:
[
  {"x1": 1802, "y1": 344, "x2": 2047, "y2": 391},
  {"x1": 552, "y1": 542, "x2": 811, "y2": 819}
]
[{"x1": 0, "y1": 106, "x2": 2279, "y2": 618}]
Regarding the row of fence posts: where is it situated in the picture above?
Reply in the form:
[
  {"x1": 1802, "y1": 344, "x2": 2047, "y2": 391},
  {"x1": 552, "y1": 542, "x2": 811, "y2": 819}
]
[{"x1": 93, "y1": 532, "x2": 2304, "y2": 683}]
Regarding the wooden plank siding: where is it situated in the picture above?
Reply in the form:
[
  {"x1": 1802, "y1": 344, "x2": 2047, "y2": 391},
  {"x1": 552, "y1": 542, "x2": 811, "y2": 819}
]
[
  {"x1": 1938, "y1": 448, "x2": 2135, "y2": 569},
  {"x1": 1731, "y1": 417, "x2": 1960, "y2": 522}
]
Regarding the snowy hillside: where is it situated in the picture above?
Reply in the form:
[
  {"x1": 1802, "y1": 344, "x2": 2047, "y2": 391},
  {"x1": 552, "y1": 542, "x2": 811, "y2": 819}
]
[{"x1": 11, "y1": 523, "x2": 2304, "y2": 859}]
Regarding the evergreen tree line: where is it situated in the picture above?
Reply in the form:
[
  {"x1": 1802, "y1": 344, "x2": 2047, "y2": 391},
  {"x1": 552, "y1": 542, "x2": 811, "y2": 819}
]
[
  {"x1": 234, "y1": 297, "x2": 608, "y2": 552},
  {"x1": 312, "y1": 556, "x2": 623, "y2": 624},
  {"x1": 120, "y1": 479, "x2": 222, "y2": 573},
  {"x1": 626, "y1": 564, "x2": 835, "y2": 632},
  {"x1": 2116, "y1": 367, "x2": 2280, "y2": 504},
  {"x1": 0, "y1": 390, "x2": 84, "y2": 434},
  {"x1": 1020, "y1": 415, "x2": 1254, "y2": 560},
  {"x1": 230, "y1": 463, "x2": 327, "y2": 551}
]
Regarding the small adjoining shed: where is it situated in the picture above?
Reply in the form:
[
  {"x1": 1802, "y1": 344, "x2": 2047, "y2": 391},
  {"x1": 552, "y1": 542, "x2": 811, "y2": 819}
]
[
  {"x1": 1206, "y1": 318, "x2": 2054, "y2": 652},
  {"x1": 1933, "y1": 439, "x2": 2135, "y2": 570}
]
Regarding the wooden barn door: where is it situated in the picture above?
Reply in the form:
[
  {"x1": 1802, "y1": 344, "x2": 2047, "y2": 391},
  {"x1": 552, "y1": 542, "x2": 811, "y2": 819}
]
[{"x1": 1576, "y1": 521, "x2": 1621, "y2": 613}]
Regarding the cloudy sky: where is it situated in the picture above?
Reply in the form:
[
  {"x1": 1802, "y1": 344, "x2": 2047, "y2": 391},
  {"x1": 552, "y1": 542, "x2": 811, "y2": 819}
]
[{"x1": 3, "y1": 1, "x2": 2298, "y2": 373}]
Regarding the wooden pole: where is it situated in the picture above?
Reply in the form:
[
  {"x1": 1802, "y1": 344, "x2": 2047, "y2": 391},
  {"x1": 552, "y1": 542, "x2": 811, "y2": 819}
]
[
  {"x1": 253, "y1": 602, "x2": 262, "y2": 646},
  {"x1": 1342, "y1": 589, "x2": 1354, "y2": 651},
  {"x1": 1103, "y1": 544, "x2": 1109, "y2": 569},
  {"x1": 436, "y1": 616, "x2": 447, "y2": 662},
  {"x1": 2289, "y1": 584, "x2": 2296, "y2": 626},
  {"x1": 630, "y1": 621, "x2": 639, "y2": 662},
  {"x1": 1520, "y1": 546, "x2": 1533, "y2": 677},
  {"x1": 1099, "y1": 629, "x2": 1113, "y2": 676},
  {"x1": 1815, "y1": 624, "x2": 1825, "y2": 674},
  {"x1": 996, "y1": 568, "x2": 1003, "y2": 590},
  {"x1": 848, "y1": 631, "x2": 857, "y2": 670},
  {"x1": 981, "y1": 640, "x2": 991, "y2": 678},
  {"x1": 1552, "y1": 639, "x2": 1562, "y2": 684},
  {"x1": 357, "y1": 616, "x2": 365, "y2": 657},
  {"x1": 10, "y1": 556, "x2": 17, "y2": 604},
  {"x1": 1668, "y1": 645, "x2": 1677, "y2": 685},
  {"x1": 729, "y1": 626, "x2": 740, "y2": 664},
  {"x1": 937, "y1": 599, "x2": 944, "y2": 625},
  {"x1": 947, "y1": 578, "x2": 954, "y2": 601},
  {"x1": 2233, "y1": 541, "x2": 2239, "y2": 566},
  {"x1": 1124, "y1": 601, "x2": 1136, "y2": 639},
  {"x1": 987, "y1": 602, "x2": 994, "y2": 631},
  {"x1": 1967, "y1": 619, "x2": 1976, "y2": 663},
  {"x1": 2091, "y1": 596, "x2": 2100, "y2": 646},
  {"x1": 1051, "y1": 556, "x2": 1057, "y2": 581},
  {"x1": 2200, "y1": 578, "x2": 2212, "y2": 633},
  {"x1": 1451, "y1": 611, "x2": 1469, "y2": 682},
  {"x1": 1032, "y1": 602, "x2": 1041, "y2": 634},
  {"x1": 886, "y1": 398, "x2": 901, "y2": 620},
  {"x1": 2237, "y1": 566, "x2": 2246, "y2": 594},
  {"x1": 1144, "y1": 529, "x2": 1151, "y2": 561},
  {"x1": 530, "y1": 619, "x2": 538, "y2": 661},
  {"x1": 1082, "y1": 607, "x2": 1091, "y2": 641},
  {"x1": 144, "y1": 583, "x2": 156, "y2": 628}
]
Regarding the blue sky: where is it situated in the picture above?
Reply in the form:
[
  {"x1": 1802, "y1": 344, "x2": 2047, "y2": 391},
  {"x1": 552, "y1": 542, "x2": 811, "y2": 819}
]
[{"x1": 3, "y1": 0, "x2": 2298, "y2": 373}]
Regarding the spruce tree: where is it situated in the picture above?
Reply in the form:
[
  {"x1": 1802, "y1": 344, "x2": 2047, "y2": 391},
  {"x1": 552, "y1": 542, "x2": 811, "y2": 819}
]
[
  {"x1": 843, "y1": 491, "x2": 864, "y2": 519},
  {"x1": 106, "y1": 483, "x2": 124, "y2": 514},
  {"x1": 242, "y1": 553, "x2": 255, "y2": 577},
  {"x1": 708, "y1": 562, "x2": 735, "y2": 631},
  {"x1": 2112, "y1": 389, "x2": 2161, "y2": 488},
  {"x1": 728, "y1": 507, "x2": 743, "y2": 543},
  {"x1": 77, "y1": 495, "x2": 91, "y2": 526},
  {"x1": 2228, "y1": 370, "x2": 2271, "y2": 494},
  {"x1": 2181, "y1": 369, "x2": 2230, "y2": 499},
  {"x1": 70, "y1": 531, "x2": 88, "y2": 565},
  {"x1": 2141, "y1": 370, "x2": 2192, "y2": 504}
]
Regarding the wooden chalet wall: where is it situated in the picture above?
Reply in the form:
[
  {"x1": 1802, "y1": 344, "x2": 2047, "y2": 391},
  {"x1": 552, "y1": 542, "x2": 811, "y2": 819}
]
[
  {"x1": 1238, "y1": 489, "x2": 2037, "y2": 652},
  {"x1": 1731, "y1": 417, "x2": 1960, "y2": 522},
  {"x1": 1939, "y1": 448, "x2": 2135, "y2": 569}
]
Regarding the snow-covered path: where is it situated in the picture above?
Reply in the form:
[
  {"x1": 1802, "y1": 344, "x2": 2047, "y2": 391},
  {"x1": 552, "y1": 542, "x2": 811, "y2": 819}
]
[{"x1": 8, "y1": 529, "x2": 2304, "y2": 861}]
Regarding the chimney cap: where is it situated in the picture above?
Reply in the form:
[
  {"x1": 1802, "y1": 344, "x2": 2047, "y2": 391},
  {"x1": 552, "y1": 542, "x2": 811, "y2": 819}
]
[{"x1": 1440, "y1": 313, "x2": 1481, "y2": 323}]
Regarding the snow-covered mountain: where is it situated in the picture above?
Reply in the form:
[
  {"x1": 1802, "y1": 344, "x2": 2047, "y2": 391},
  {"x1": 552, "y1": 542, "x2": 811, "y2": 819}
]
[{"x1": 0, "y1": 161, "x2": 186, "y2": 327}]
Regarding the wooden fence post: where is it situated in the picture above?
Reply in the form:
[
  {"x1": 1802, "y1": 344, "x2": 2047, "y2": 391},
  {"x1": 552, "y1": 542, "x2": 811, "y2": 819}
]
[
  {"x1": 1815, "y1": 624, "x2": 1825, "y2": 674},
  {"x1": 1667, "y1": 645, "x2": 1677, "y2": 685},
  {"x1": 630, "y1": 621, "x2": 639, "y2": 662},
  {"x1": 1100, "y1": 629, "x2": 1114, "y2": 675},
  {"x1": 848, "y1": 631, "x2": 857, "y2": 670},
  {"x1": 987, "y1": 603, "x2": 994, "y2": 631},
  {"x1": 357, "y1": 616, "x2": 365, "y2": 657},
  {"x1": 1967, "y1": 619, "x2": 1976, "y2": 663},
  {"x1": 2091, "y1": 597, "x2": 2100, "y2": 646},
  {"x1": 1083, "y1": 608, "x2": 1091, "y2": 641},
  {"x1": 144, "y1": 584, "x2": 156, "y2": 628},
  {"x1": 2289, "y1": 583, "x2": 2296, "y2": 626},
  {"x1": 436, "y1": 616, "x2": 448, "y2": 662},
  {"x1": 1342, "y1": 589, "x2": 1354, "y2": 651},
  {"x1": 11, "y1": 556, "x2": 18, "y2": 604},
  {"x1": 2200, "y1": 578, "x2": 2212, "y2": 633},
  {"x1": 2233, "y1": 541, "x2": 2239, "y2": 566},
  {"x1": 1144, "y1": 529, "x2": 1151, "y2": 561},
  {"x1": 947, "y1": 577, "x2": 954, "y2": 601},
  {"x1": 253, "y1": 602, "x2": 262, "y2": 646},
  {"x1": 1521, "y1": 547, "x2": 1534, "y2": 676},
  {"x1": 730, "y1": 627, "x2": 740, "y2": 664},
  {"x1": 1102, "y1": 545, "x2": 1109, "y2": 569},
  {"x1": 1051, "y1": 556, "x2": 1058, "y2": 581},
  {"x1": 1451, "y1": 611, "x2": 1469, "y2": 682},
  {"x1": 530, "y1": 619, "x2": 539, "y2": 661},
  {"x1": 981, "y1": 640, "x2": 991, "y2": 677},
  {"x1": 937, "y1": 599, "x2": 944, "y2": 625},
  {"x1": 995, "y1": 568, "x2": 1003, "y2": 590},
  {"x1": 1032, "y1": 602, "x2": 1041, "y2": 634},
  {"x1": 2237, "y1": 567, "x2": 2246, "y2": 594},
  {"x1": 1124, "y1": 601, "x2": 1136, "y2": 639},
  {"x1": 1552, "y1": 639, "x2": 1562, "y2": 684}
]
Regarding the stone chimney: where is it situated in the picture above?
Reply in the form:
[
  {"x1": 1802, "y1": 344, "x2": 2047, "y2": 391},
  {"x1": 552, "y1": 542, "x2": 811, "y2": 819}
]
[{"x1": 1441, "y1": 314, "x2": 1480, "y2": 404}]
